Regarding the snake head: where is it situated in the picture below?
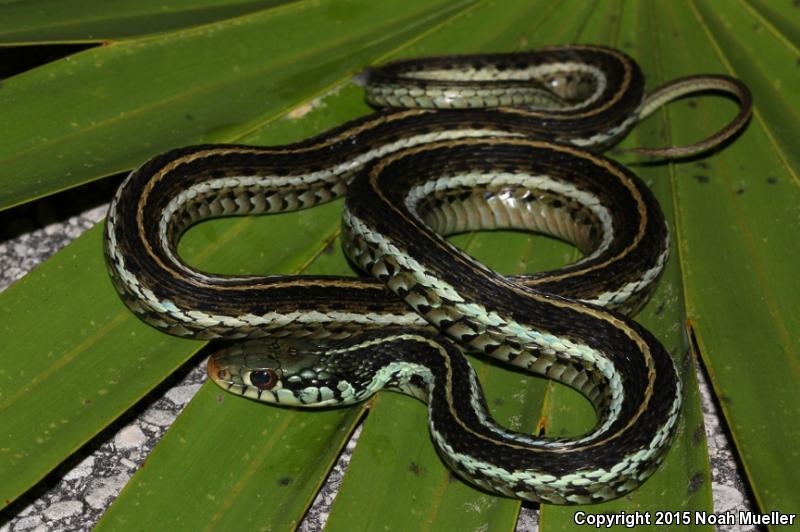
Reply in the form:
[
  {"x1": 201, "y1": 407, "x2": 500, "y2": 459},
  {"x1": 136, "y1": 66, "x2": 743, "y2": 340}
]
[{"x1": 207, "y1": 338, "x2": 354, "y2": 408}]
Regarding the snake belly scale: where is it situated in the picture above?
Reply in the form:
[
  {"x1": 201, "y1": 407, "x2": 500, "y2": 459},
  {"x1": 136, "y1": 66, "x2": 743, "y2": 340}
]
[{"x1": 104, "y1": 45, "x2": 750, "y2": 504}]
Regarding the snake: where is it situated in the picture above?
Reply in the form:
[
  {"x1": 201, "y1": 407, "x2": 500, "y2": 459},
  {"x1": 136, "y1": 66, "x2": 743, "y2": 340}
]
[{"x1": 104, "y1": 45, "x2": 751, "y2": 504}]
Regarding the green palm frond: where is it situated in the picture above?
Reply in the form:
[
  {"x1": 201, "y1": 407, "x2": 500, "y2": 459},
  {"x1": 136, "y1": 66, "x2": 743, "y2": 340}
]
[{"x1": 0, "y1": 1, "x2": 796, "y2": 530}]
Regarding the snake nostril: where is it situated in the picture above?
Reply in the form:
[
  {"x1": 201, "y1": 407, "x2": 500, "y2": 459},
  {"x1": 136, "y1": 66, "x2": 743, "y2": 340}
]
[{"x1": 207, "y1": 357, "x2": 229, "y2": 382}]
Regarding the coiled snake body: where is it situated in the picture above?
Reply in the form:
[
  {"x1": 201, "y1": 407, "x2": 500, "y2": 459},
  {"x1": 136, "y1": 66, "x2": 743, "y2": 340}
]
[{"x1": 104, "y1": 45, "x2": 751, "y2": 504}]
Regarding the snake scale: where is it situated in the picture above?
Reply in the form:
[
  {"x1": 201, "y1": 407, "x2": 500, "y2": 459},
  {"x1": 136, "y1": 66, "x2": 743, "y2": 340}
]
[{"x1": 104, "y1": 45, "x2": 751, "y2": 504}]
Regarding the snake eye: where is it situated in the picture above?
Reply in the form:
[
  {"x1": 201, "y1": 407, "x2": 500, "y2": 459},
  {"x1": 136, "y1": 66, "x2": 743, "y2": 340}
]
[{"x1": 249, "y1": 369, "x2": 278, "y2": 390}]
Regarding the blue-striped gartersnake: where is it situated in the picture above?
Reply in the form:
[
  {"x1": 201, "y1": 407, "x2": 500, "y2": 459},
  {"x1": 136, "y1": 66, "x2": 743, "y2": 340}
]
[{"x1": 104, "y1": 45, "x2": 751, "y2": 504}]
